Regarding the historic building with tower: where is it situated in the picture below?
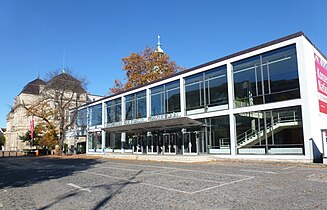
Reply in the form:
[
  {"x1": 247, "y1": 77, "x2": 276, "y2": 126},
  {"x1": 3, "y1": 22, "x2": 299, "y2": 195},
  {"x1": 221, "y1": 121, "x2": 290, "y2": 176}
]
[{"x1": 5, "y1": 73, "x2": 100, "y2": 151}]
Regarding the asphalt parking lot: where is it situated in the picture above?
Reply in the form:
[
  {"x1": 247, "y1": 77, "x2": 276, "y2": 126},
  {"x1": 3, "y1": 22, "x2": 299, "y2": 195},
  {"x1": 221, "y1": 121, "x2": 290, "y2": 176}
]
[{"x1": 1, "y1": 156, "x2": 327, "y2": 210}]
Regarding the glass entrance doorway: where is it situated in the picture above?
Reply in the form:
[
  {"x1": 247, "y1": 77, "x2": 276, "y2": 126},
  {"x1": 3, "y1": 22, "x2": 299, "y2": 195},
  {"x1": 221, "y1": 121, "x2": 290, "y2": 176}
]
[
  {"x1": 182, "y1": 131, "x2": 202, "y2": 155},
  {"x1": 146, "y1": 134, "x2": 159, "y2": 154},
  {"x1": 145, "y1": 132, "x2": 184, "y2": 155},
  {"x1": 131, "y1": 129, "x2": 204, "y2": 155},
  {"x1": 163, "y1": 133, "x2": 177, "y2": 154},
  {"x1": 132, "y1": 135, "x2": 146, "y2": 154}
]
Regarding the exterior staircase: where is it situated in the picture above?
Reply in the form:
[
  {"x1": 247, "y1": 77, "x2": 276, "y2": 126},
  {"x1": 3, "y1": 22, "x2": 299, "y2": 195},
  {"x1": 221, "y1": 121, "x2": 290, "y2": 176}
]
[{"x1": 237, "y1": 111, "x2": 301, "y2": 148}]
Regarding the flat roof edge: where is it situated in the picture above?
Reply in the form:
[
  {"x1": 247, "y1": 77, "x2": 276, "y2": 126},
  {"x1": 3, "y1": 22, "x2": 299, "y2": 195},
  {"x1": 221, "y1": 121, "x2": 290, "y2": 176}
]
[
  {"x1": 77, "y1": 31, "x2": 306, "y2": 109},
  {"x1": 302, "y1": 34, "x2": 327, "y2": 61},
  {"x1": 182, "y1": 32, "x2": 304, "y2": 74}
]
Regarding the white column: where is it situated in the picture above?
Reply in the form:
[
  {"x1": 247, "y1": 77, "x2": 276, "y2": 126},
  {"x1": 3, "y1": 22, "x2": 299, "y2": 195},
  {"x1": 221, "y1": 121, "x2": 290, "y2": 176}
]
[
  {"x1": 121, "y1": 132, "x2": 126, "y2": 153},
  {"x1": 180, "y1": 77, "x2": 186, "y2": 117},
  {"x1": 146, "y1": 88, "x2": 151, "y2": 121},
  {"x1": 86, "y1": 106, "x2": 90, "y2": 154},
  {"x1": 121, "y1": 96, "x2": 126, "y2": 124},
  {"x1": 101, "y1": 102, "x2": 106, "y2": 152},
  {"x1": 227, "y1": 62, "x2": 236, "y2": 156},
  {"x1": 121, "y1": 96, "x2": 126, "y2": 152},
  {"x1": 295, "y1": 37, "x2": 318, "y2": 161},
  {"x1": 229, "y1": 113, "x2": 237, "y2": 156}
]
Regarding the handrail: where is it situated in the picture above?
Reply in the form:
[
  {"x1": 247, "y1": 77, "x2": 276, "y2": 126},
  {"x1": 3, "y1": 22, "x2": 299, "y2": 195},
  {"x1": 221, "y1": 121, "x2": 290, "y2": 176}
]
[
  {"x1": 237, "y1": 110, "x2": 301, "y2": 146},
  {"x1": 237, "y1": 110, "x2": 297, "y2": 139},
  {"x1": 234, "y1": 88, "x2": 300, "y2": 108},
  {"x1": 219, "y1": 138, "x2": 230, "y2": 147}
]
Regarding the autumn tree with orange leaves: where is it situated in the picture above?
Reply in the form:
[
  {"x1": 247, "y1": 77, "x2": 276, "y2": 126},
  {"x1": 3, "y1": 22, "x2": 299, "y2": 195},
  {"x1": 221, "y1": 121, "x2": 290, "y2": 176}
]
[{"x1": 109, "y1": 47, "x2": 184, "y2": 94}]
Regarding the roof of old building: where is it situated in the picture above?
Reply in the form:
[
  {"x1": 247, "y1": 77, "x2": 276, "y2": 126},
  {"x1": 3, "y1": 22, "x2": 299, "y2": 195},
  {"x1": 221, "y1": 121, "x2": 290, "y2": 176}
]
[
  {"x1": 20, "y1": 73, "x2": 86, "y2": 96},
  {"x1": 20, "y1": 78, "x2": 46, "y2": 95},
  {"x1": 45, "y1": 73, "x2": 86, "y2": 94}
]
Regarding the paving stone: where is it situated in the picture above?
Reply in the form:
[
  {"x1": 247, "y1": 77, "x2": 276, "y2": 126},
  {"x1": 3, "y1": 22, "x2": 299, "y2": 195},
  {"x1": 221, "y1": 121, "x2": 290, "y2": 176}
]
[{"x1": 1, "y1": 156, "x2": 327, "y2": 209}]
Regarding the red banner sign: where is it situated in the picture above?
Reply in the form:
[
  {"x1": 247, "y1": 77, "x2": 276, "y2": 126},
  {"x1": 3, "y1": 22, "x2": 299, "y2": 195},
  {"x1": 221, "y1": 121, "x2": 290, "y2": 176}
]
[
  {"x1": 315, "y1": 53, "x2": 327, "y2": 114},
  {"x1": 30, "y1": 117, "x2": 34, "y2": 140}
]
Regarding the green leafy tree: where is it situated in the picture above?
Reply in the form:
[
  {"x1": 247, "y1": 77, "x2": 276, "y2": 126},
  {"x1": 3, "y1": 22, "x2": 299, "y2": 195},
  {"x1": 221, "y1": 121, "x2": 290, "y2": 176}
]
[{"x1": 19, "y1": 128, "x2": 39, "y2": 147}]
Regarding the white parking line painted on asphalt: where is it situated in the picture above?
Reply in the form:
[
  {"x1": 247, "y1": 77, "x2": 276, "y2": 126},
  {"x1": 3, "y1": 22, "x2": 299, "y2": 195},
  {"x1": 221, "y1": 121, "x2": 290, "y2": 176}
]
[
  {"x1": 105, "y1": 161, "x2": 179, "y2": 170},
  {"x1": 240, "y1": 169, "x2": 277, "y2": 174},
  {"x1": 106, "y1": 162, "x2": 251, "y2": 178},
  {"x1": 82, "y1": 171, "x2": 192, "y2": 194},
  {"x1": 140, "y1": 182, "x2": 192, "y2": 194},
  {"x1": 93, "y1": 165, "x2": 175, "y2": 175},
  {"x1": 82, "y1": 171, "x2": 138, "y2": 183},
  {"x1": 91, "y1": 165, "x2": 242, "y2": 184},
  {"x1": 144, "y1": 172, "x2": 225, "y2": 184},
  {"x1": 280, "y1": 166, "x2": 296, "y2": 171},
  {"x1": 84, "y1": 162, "x2": 258, "y2": 194},
  {"x1": 67, "y1": 183, "x2": 91, "y2": 192},
  {"x1": 137, "y1": 169, "x2": 183, "y2": 177},
  {"x1": 93, "y1": 165, "x2": 141, "y2": 172},
  {"x1": 190, "y1": 176, "x2": 254, "y2": 194},
  {"x1": 83, "y1": 168, "x2": 254, "y2": 194}
]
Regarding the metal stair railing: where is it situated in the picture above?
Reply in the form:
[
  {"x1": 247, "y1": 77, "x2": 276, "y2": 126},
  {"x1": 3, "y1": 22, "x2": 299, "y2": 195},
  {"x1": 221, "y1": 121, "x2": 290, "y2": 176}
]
[{"x1": 237, "y1": 110, "x2": 301, "y2": 146}]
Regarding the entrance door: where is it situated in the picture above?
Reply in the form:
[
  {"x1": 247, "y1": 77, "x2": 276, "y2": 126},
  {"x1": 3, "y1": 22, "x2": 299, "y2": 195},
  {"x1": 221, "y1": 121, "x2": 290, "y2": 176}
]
[
  {"x1": 163, "y1": 133, "x2": 177, "y2": 155},
  {"x1": 183, "y1": 132, "x2": 198, "y2": 155},
  {"x1": 176, "y1": 132, "x2": 183, "y2": 154},
  {"x1": 132, "y1": 135, "x2": 143, "y2": 154},
  {"x1": 141, "y1": 135, "x2": 147, "y2": 154},
  {"x1": 146, "y1": 134, "x2": 158, "y2": 154}
]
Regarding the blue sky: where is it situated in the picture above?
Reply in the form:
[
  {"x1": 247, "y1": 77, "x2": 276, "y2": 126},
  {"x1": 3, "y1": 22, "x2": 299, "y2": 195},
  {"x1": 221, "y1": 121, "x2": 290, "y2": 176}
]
[{"x1": 0, "y1": 0, "x2": 326, "y2": 128}]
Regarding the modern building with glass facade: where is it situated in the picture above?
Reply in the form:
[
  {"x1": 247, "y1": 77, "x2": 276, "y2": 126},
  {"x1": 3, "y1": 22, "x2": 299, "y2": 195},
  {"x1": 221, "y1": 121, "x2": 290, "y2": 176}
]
[{"x1": 72, "y1": 32, "x2": 327, "y2": 162}]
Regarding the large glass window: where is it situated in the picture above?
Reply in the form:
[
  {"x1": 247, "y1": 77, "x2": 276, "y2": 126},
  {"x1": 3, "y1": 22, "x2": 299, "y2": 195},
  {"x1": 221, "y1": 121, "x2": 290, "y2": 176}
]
[
  {"x1": 235, "y1": 106, "x2": 304, "y2": 155},
  {"x1": 77, "y1": 108, "x2": 87, "y2": 127},
  {"x1": 233, "y1": 44, "x2": 300, "y2": 107},
  {"x1": 89, "y1": 104, "x2": 102, "y2": 126},
  {"x1": 185, "y1": 66, "x2": 228, "y2": 112},
  {"x1": 88, "y1": 131, "x2": 102, "y2": 152},
  {"x1": 125, "y1": 95, "x2": 133, "y2": 120},
  {"x1": 76, "y1": 108, "x2": 87, "y2": 136},
  {"x1": 205, "y1": 116, "x2": 230, "y2": 154},
  {"x1": 151, "y1": 80, "x2": 180, "y2": 116},
  {"x1": 106, "y1": 98, "x2": 121, "y2": 124},
  {"x1": 125, "y1": 90, "x2": 147, "y2": 120},
  {"x1": 105, "y1": 131, "x2": 122, "y2": 150}
]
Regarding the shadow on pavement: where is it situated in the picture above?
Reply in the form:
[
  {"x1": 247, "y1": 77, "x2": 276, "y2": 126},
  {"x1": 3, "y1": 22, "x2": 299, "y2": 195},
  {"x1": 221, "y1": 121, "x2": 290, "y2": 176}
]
[
  {"x1": 35, "y1": 167, "x2": 144, "y2": 210},
  {"x1": 0, "y1": 156, "x2": 102, "y2": 189},
  {"x1": 38, "y1": 191, "x2": 79, "y2": 210},
  {"x1": 91, "y1": 170, "x2": 143, "y2": 210},
  {"x1": 0, "y1": 156, "x2": 145, "y2": 210}
]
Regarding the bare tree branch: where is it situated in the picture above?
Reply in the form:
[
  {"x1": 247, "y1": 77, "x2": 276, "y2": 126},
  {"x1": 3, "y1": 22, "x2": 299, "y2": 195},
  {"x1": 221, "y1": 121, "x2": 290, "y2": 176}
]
[{"x1": 24, "y1": 69, "x2": 88, "y2": 151}]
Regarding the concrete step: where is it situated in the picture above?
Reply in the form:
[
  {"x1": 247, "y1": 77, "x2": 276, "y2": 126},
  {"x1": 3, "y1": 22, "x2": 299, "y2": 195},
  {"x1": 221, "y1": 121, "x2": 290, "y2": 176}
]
[{"x1": 96, "y1": 153, "x2": 216, "y2": 163}]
